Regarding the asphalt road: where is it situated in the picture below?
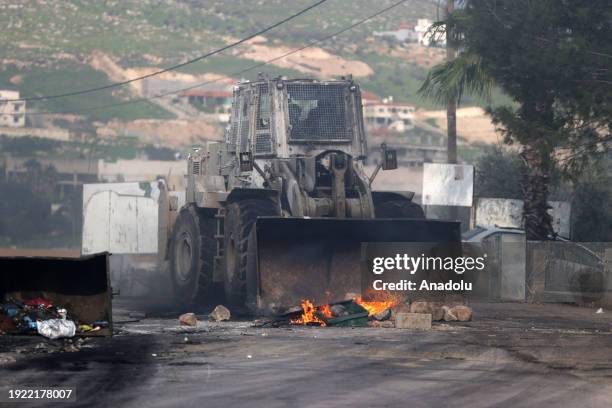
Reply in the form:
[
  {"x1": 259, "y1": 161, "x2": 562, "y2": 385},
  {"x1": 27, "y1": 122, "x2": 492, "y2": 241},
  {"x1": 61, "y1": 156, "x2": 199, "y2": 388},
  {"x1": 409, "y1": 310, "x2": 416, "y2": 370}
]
[{"x1": 1, "y1": 302, "x2": 611, "y2": 407}]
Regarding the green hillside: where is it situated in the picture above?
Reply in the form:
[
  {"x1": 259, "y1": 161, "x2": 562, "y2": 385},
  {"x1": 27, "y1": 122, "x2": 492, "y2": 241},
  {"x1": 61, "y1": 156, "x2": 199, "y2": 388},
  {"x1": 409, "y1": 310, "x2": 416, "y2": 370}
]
[{"x1": 0, "y1": 0, "x2": 508, "y2": 119}]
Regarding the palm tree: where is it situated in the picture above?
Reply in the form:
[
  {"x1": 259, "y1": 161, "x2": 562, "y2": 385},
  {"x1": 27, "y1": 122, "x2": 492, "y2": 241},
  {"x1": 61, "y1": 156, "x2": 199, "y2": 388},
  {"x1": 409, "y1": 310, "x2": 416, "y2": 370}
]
[
  {"x1": 418, "y1": 51, "x2": 494, "y2": 106},
  {"x1": 417, "y1": 19, "x2": 555, "y2": 240}
]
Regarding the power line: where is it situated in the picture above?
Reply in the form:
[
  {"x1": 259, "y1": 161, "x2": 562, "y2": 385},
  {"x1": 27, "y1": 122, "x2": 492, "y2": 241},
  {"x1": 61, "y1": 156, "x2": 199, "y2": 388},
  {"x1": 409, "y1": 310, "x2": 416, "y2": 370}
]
[
  {"x1": 13, "y1": 0, "x2": 409, "y2": 118},
  {"x1": 2, "y1": 0, "x2": 328, "y2": 103}
]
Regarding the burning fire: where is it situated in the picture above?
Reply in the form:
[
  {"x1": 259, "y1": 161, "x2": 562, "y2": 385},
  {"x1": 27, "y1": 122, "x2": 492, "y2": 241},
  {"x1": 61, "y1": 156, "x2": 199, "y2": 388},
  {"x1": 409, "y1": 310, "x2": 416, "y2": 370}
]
[
  {"x1": 290, "y1": 299, "x2": 332, "y2": 326},
  {"x1": 290, "y1": 294, "x2": 402, "y2": 326},
  {"x1": 354, "y1": 296, "x2": 401, "y2": 316}
]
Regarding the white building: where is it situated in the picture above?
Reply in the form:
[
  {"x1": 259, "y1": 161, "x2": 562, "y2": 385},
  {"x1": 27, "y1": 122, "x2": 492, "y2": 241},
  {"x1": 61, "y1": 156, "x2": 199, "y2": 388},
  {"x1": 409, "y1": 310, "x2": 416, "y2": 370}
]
[
  {"x1": 363, "y1": 97, "x2": 416, "y2": 132},
  {"x1": 414, "y1": 19, "x2": 446, "y2": 47},
  {"x1": 374, "y1": 24, "x2": 418, "y2": 42},
  {"x1": 0, "y1": 90, "x2": 26, "y2": 127}
]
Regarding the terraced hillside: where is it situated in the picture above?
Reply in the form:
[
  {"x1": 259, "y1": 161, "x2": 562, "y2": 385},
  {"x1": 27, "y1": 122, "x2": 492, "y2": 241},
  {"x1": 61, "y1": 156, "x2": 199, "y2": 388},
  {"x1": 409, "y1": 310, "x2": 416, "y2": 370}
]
[{"x1": 0, "y1": 0, "x2": 451, "y2": 118}]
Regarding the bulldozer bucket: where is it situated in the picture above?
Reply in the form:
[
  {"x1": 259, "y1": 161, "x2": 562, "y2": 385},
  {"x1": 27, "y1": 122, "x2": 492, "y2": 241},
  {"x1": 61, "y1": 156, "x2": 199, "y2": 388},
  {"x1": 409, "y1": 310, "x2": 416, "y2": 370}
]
[
  {"x1": 0, "y1": 252, "x2": 113, "y2": 335},
  {"x1": 247, "y1": 217, "x2": 461, "y2": 315}
]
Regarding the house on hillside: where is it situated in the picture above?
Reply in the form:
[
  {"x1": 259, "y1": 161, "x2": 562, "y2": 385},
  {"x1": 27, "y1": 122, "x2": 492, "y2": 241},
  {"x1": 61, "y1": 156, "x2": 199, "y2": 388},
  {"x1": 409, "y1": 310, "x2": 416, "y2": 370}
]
[
  {"x1": 0, "y1": 90, "x2": 26, "y2": 128},
  {"x1": 361, "y1": 90, "x2": 382, "y2": 106},
  {"x1": 373, "y1": 20, "x2": 446, "y2": 47},
  {"x1": 415, "y1": 19, "x2": 446, "y2": 47},
  {"x1": 363, "y1": 95, "x2": 416, "y2": 133},
  {"x1": 373, "y1": 24, "x2": 418, "y2": 42},
  {"x1": 361, "y1": 91, "x2": 445, "y2": 167},
  {"x1": 178, "y1": 88, "x2": 232, "y2": 122},
  {"x1": 368, "y1": 128, "x2": 447, "y2": 167},
  {"x1": 141, "y1": 77, "x2": 234, "y2": 122}
]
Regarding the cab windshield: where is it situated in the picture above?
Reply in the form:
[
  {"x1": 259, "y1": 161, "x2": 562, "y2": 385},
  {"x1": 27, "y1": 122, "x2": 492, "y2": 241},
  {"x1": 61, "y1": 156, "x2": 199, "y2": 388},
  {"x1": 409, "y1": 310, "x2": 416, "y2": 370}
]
[{"x1": 286, "y1": 83, "x2": 352, "y2": 142}]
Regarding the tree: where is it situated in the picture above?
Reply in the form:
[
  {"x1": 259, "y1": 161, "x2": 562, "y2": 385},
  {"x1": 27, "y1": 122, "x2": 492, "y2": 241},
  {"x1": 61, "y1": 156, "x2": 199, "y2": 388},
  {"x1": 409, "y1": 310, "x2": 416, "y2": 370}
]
[
  {"x1": 570, "y1": 154, "x2": 612, "y2": 242},
  {"x1": 0, "y1": 182, "x2": 52, "y2": 244},
  {"x1": 23, "y1": 159, "x2": 59, "y2": 196},
  {"x1": 419, "y1": 0, "x2": 611, "y2": 239},
  {"x1": 474, "y1": 147, "x2": 524, "y2": 199}
]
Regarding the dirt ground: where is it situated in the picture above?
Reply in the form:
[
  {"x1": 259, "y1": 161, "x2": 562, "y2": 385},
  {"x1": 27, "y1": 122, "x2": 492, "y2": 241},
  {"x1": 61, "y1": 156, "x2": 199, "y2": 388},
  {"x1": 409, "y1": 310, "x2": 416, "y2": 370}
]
[
  {"x1": 89, "y1": 51, "x2": 232, "y2": 96},
  {"x1": 415, "y1": 107, "x2": 504, "y2": 145},
  {"x1": 234, "y1": 37, "x2": 373, "y2": 78},
  {"x1": 97, "y1": 118, "x2": 223, "y2": 147},
  {"x1": 1, "y1": 301, "x2": 611, "y2": 407}
]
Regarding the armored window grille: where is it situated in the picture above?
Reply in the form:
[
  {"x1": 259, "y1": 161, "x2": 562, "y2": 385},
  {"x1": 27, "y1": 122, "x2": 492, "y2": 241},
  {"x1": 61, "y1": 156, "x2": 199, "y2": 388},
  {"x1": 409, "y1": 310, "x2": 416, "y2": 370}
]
[
  {"x1": 238, "y1": 91, "x2": 250, "y2": 152},
  {"x1": 227, "y1": 89, "x2": 241, "y2": 150},
  {"x1": 286, "y1": 84, "x2": 352, "y2": 142},
  {"x1": 255, "y1": 83, "x2": 273, "y2": 154}
]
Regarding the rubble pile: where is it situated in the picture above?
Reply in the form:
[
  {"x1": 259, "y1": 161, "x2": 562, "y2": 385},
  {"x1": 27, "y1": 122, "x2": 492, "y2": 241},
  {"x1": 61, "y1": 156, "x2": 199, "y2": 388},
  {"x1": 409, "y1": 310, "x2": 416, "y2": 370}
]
[
  {"x1": 0, "y1": 297, "x2": 108, "y2": 339},
  {"x1": 285, "y1": 297, "x2": 472, "y2": 329}
]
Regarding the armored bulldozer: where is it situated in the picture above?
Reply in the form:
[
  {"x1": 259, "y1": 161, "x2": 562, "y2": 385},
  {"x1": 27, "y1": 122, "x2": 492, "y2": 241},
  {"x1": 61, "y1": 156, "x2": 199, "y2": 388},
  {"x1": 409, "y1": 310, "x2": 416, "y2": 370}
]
[{"x1": 159, "y1": 77, "x2": 460, "y2": 314}]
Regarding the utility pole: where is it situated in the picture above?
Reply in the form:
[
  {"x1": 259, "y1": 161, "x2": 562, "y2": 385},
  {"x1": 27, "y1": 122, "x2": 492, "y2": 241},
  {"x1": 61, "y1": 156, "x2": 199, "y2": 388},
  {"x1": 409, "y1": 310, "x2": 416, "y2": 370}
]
[
  {"x1": 446, "y1": 0, "x2": 459, "y2": 221},
  {"x1": 446, "y1": 0, "x2": 457, "y2": 165}
]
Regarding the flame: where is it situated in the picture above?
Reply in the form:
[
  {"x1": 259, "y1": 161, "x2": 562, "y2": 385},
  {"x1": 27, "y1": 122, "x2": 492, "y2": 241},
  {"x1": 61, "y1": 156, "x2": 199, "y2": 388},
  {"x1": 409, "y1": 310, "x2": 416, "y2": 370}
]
[
  {"x1": 354, "y1": 295, "x2": 401, "y2": 316},
  {"x1": 290, "y1": 299, "x2": 332, "y2": 326},
  {"x1": 290, "y1": 294, "x2": 402, "y2": 326}
]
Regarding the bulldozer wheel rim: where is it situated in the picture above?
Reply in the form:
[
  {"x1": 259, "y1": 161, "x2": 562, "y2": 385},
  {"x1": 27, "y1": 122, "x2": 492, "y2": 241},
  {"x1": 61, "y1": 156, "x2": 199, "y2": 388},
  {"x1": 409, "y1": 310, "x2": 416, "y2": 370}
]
[
  {"x1": 176, "y1": 231, "x2": 194, "y2": 282},
  {"x1": 226, "y1": 232, "x2": 236, "y2": 277}
]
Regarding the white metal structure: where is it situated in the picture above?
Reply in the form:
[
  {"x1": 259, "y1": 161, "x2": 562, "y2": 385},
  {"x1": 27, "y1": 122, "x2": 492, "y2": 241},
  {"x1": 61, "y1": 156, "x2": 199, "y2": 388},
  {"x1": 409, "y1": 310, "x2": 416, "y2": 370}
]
[
  {"x1": 422, "y1": 163, "x2": 474, "y2": 206},
  {"x1": 474, "y1": 198, "x2": 571, "y2": 238},
  {"x1": 82, "y1": 182, "x2": 185, "y2": 255}
]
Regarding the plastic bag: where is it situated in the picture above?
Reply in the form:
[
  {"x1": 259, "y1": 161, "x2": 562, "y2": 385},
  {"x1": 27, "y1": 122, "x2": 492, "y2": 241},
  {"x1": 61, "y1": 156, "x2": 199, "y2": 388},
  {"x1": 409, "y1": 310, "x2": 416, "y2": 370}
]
[{"x1": 36, "y1": 319, "x2": 76, "y2": 339}]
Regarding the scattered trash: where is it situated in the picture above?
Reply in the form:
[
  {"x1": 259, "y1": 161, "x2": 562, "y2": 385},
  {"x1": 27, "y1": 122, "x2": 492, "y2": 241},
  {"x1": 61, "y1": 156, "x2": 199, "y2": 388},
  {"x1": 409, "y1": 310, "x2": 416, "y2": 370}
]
[
  {"x1": 209, "y1": 305, "x2": 231, "y2": 322},
  {"x1": 247, "y1": 354, "x2": 252, "y2": 359},
  {"x1": 288, "y1": 299, "x2": 369, "y2": 327},
  {"x1": 57, "y1": 308, "x2": 68, "y2": 320},
  {"x1": 179, "y1": 313, "x2": 198, "y2": 326},
  {"x1": 323, "y1": 300, "x2": 369, "y2": 327},
  {"x1": 24, "y1": 298, "x2": 53, "y2": 308},
  {"x1": 37, "y1": 319, "x2": 76, "y2": 339},
  {"x1": 151, "y1": 353, "x2": 158, "y2": 357},
  {"x1": 330, "y1": 304, "x2": 349, "y2": 317},
  {"x1": 1, "y1": 298, "x2": 56, "y2": 334},
  {"x1": 273, "y1": 297, "x2": 473, "y2": 329},
  {"x1": 372, "y1": 308, "x2": 392, "y2": 321},
  {"x1": 596, "y1": 308, "x2": 604, "y2": 314},
  {"x1": 1, "y1": 297, "x2": 107, "y2": 338},
  {"x1": 78, "y1": 324, "x2": 101, "y2": 333},
  {"x1": 77, "y1": 319, "x2": 107, "y2": 333}
]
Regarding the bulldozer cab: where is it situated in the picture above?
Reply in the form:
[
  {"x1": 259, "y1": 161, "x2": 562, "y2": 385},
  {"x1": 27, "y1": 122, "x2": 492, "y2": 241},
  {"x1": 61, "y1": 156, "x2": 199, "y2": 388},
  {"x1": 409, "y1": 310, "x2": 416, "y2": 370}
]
[{"x1": 226, "y1": 78, "x2": 367, "y2": 160}]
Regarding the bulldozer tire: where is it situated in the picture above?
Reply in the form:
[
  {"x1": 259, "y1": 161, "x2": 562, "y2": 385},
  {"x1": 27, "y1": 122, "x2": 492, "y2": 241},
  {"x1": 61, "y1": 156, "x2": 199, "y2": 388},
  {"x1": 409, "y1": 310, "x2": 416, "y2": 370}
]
[
  {"x1": 223, "y1": 199, "x2": 278, "y2": 308},
  {"x1": 169, "y1": 205, "x2": 215, "y2": 307},
  {"x1": 375, "y1": 199, "x2": 425, "y2": 219}
]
